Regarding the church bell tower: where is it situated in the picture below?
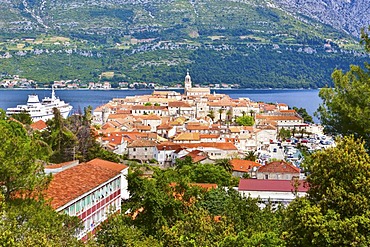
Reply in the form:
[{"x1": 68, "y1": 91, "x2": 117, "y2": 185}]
[{"x1": 184, "y1": 69, "x2": 192, "y2": 92}]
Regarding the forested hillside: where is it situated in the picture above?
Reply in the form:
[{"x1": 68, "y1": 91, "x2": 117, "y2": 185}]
[{"x1": 0, "y1": 0, "x2": 368, "y2": 87}]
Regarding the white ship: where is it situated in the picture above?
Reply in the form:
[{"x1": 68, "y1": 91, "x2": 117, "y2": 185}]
[{"x1": 6, "y1": 86, "x2": 73, "y2": 122}]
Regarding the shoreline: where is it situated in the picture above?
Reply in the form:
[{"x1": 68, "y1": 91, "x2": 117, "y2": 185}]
[{"x1": 0, "y1": 87, "x2": 322, "y2": 91}]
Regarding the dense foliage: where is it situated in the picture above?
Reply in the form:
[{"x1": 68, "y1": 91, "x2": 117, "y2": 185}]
[{"x1": 283, "y1": 136, "x2": 370, "y2": 246}]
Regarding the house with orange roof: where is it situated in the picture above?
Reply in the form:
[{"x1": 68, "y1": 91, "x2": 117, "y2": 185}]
[
  {"x1": 168, "y1": 101, "x2": 193, "y2": 117},
  {"x1": 173, "y1": 132, "x2": 201, "y2": 143},
  {"x1": 176, "y1": 142, "x2": 238, "y2": 160},
  {"x1": 255, "y1": 114, "x2": 306, "y2": 132},
  {"x1": 199, "y1": 134, "x2": 221, "y2": 143},
  {"x1": 30, "y1": 119, "x2": 47, "y2": 131},
  {"x1": 181, "y1": 150, "x2": 212, "y2": 164},
  {"x1": 127, "y1": 139, "x2": 157, "y2": 161},
  {"x1": 231, "y1": 159, "x2": 261, "y2": 178},
  {"x1": 134, "y1": 114, "x2": 162, "y2": 132},
  {"x1": 157, "y1": 123, "x2": 176, "y2": 139},
  {"x1": 257, "y1": 160, "x2": 301, "y2": 180},
  {"x1": 101, "y1": 132, "x2": 127, "y2": 154},
  {"x1": 45, "y1": 158, "x2": 128, "y2": 240},
  {"x1": 155, "y1": 143, "x2": 182, "y2": 167},
  {"x1": 185, "y1": 123, "x2": 210, "y2": 134}
]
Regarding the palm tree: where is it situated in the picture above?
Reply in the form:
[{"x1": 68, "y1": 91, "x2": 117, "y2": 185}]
[
  {"x1": 218, "y1": 108, "x2": 224, "y2": 124},
  {"x1": 207, "y1": 110, "x2": 215, "y2": 122},
  {"x1": 215, "y1": 158, "x2": 233, "y2": 173},
  {"x1": 244, "y1": 151, "x2": 258, "y2": 161},
  {"x1": 226, "y1": 109, "x2": 233, "y2": 123},
  {"x1": 249, "y1": 110, "x2": 255, "y2": 117},
  {"x1": 241, "y1": 111, "x2": 246, "y2": 117}
]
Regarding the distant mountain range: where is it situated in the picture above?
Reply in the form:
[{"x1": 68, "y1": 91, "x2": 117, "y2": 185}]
[{"x1": 0, "y1": 0, "x2": 369, "y2": 88}]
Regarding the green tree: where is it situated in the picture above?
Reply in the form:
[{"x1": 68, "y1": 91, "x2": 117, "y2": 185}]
[
  {"x1": 67, "y1": 106, "x2": 99, "y2": 161},
  {"x1": 181, "y1": 163, "x2": 236, "y2": 186},
  {"x1": 226, "y1": 109, "x2": 233, "y2": 124},
  {"x1": 244, "y1": 151, "x2": 258, "y2": 161},
  {"x1": 10, "y1": 111, "x2": 32, "y2": 125},
  {"x1": 175, "y1": 156, "x2": 193, "y2": 170},
  {"x1": 162, "y1": 206, "x2": 235, "y2": 247},
  {"x1": 235, "y1": 115, "x2": 254, "y2": 126},
  {"x1": 316, "y1": 30, "x2": 370, "y2": 146},
  {"x1": 293, "y1": 106, "x2": 313, "y2": 123},
  {"x1": 283, "y1": 136, "x2": 370, "y2": 246},
  {"x1": 0, "y1": 116, "x2": 50, "y2": 201},
  {"x1": 208, "y1": 110, "x2": 215, "y2": 122},
  {"x1": 360, "y1": 26, "x2": 370, "y2": 52},
  {"x1": 44, "y1": 108, "x2": 78, "y2": 163},
  {"x1": 96, "y1": 213, "x2": 160, "y2": 247},
  {"x1": 218, "y1": 108, "x2": 224, "y2": 123},
  {"x1": 278, "y1": 127, "x2": 291, "y2": 140},
  {"x1": 215, "y1": 158, "x2": 233, "y2": 173},
  {"x1": 0, "y1": 199, "x2": 83, "y2": 247}
]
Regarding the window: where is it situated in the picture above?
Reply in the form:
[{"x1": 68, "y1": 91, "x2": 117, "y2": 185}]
[
  {"x1": 133, "y1": 148, "x2": 136, "y2": 152},
  {"x1": 265, "y1": 174, "x2": 269, "y2": 179}
]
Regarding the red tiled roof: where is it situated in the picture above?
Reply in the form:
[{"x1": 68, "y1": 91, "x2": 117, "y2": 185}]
[
  {"x1": 136, "y1": 114, "x2": 162, "y2": 120},
  {"x1": 231, "y1": 159, "x2": 261, "y2": 172},
  {"x1": 184, "y1": 150, "x2": 208, "y2": 163},
  {"x1": 256, "y1": 115, "x2": 302, "y2": 121},
  {"x1": 46, "y1": 159, "x2": 126, "y2": 209},
  {"x1": 156, "y1": 144, "x2": 182, "y2": 151},
  {"x1": 132, "y1": 105, "x2": 167, "y2": 110},
  {"x1": 199, "y1": 134, "x2": 220, "y2": 139},
  {"x1": 238, "y1": 179, "x2": 308, "y2": 192},
  {"x1": 258, "y1": 161, "x2": 300, "y2": 173},
  {"x1": 87, "y1": 158, "x2": 128, "y2": 172},
  {"x1": 30, "y1": 120, "x2": 47, "y2": 131},
  {"x1": 180, "y1": 142, "x2": 237, "y2": 150},
  {"x1": 168, "y1": 101, "x2": 192, "y2": 108},
  {"x1": 186, "y1": 124, "x2": 209, "y2": 130},
  {"x1": 127, "y1": 139, "x2": 157, "y2": 147},
  {"x1": 174, "y1": 132, "x2": 200, "y2": 141}
]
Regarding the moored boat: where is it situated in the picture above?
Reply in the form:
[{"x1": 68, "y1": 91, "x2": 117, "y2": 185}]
[{"x1": 6, "y1": 86, "x2": 73, "y2": 122}]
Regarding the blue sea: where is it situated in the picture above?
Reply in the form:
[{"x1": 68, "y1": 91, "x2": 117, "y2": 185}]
[{"x1": 0, "y1": 88, "x2": 322, "y2": 122}]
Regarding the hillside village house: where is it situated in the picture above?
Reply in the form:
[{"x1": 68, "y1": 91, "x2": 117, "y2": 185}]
[
  {"x1": 231, "y1": 159, "x2": 261, "y2": 178},
  {"x1": 238, "y1": 179, "x2": 308, "y2": 207},
  {"x1": 127, "y1": 139, "x2": 157, "y2": 161},
  {"x1": 257, "y1": 160, "x2": 301, "y2": 180},
  {"x1": 45, "y1": 158, "x2": 129, "y2": 240}
]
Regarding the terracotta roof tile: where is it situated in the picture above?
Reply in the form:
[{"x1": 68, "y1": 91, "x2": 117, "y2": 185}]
[
  {"x1": 180, "y1": 142, "x2": 237, "y2": 150},
  {"x1": 87, "y1": 158, "x2": 128, "y2": 172},
  {"x1": 231, "y1": 159, "x2": 261, "y2": 172},
  {"x1": 169, "y1": 101, "x2": 192, "y2": 108},
  {"x1": 256, "y1": 115, "x2": 302, "y2": 121},
  {"x1": 174, "y1": 132, "x2": 200, "y2": 141},
  {"x1": 127, "y1": 139, "x2": 157, "y2": 147},
  {"x1": 184, "y1": 150, "x2": 208, "y2": 163},
  {"x1": 258, "y1": 161, "x2": 300, "y2": 173},
  {"x1": 238, "y1": 179, "x2": 308, "y2": 192},
  {"x1": 186, "y1": 124, "x2": 209, "y2": 130},
  {"x1": 30, "y1": 120, "x2": 47, "y2": 131},
  {"x1": 46, "y1": 159, "x2": 127, "y2": 209}
]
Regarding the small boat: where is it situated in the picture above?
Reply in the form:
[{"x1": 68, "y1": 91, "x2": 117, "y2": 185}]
[{"x1": 6, "y1": 85, "x2": 73, "y2": 122}]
